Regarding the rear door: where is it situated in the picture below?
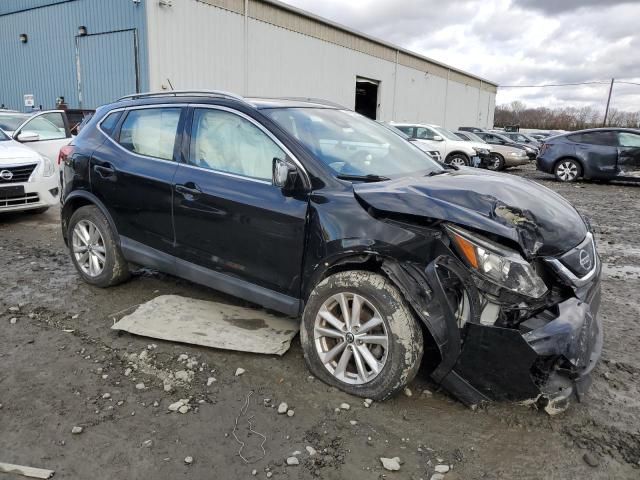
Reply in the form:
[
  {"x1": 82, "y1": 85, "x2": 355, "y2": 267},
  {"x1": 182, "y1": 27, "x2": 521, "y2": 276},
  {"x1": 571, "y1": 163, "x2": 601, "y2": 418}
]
[
  {"x1": 570, "y1": 131, "x2": 618, "y2": 176},
  {"x1": 90, "y1": 106, "x2": 184, "y2": 252},
  {"x1": 172, "y1": 105, "x2": 309, "y2": 298},
  {"x1": 616, "y1": 131, "x2": 640, "y2": 177},
  {"x1": 13, "y1": 110, "x2": 72, "y2": 165}
]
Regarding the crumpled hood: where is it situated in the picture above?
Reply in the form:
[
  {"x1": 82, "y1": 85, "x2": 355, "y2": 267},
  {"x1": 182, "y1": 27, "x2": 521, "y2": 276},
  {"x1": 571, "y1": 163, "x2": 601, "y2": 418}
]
[
  {"x1": 0, "y1": 139, "x2": 40, "y2": 164},
  {"x1": 353, "y1": 169, "x2": 587, "y2": 257}
]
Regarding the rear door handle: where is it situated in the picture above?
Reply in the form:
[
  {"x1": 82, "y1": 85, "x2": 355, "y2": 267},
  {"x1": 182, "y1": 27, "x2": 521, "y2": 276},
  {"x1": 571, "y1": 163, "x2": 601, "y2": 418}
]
[
  {"x1": 93, "y1": 164, "x2": 116, "y2": 178},
  {"x1": 175, "y1": 183, "x2": 202, "y2": 197}
]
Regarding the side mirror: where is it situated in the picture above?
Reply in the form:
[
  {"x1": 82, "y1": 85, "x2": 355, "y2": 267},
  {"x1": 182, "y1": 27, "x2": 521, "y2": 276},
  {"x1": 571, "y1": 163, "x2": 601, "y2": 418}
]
[
  {"x1": 272, "y1": 157, "x2": 298, "y2": 191},
  {"x1": 17, "y1": 131, "x2": 40, "y2": 142},
  {"x1": 433, "y1": 135, "x2": 444, "y2": 142}
]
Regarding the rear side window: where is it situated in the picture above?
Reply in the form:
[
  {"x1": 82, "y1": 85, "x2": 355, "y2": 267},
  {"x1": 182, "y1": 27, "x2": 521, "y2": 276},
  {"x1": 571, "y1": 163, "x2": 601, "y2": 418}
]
[
  {"x1": 118, "y1": 108, "x2": 181, "y2": 160},
  {"x1": 99, "y1": 111, "x2": 122, "y2": 137},
  {"x1": 568, "y1": 131, "x2": 617, "y2": 146}
]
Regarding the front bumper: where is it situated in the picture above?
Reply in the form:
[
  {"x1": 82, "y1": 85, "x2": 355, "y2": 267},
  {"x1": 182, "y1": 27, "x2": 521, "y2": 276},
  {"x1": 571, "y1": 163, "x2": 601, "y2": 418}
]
[
  {"x1": 422, "y1": 255, "x2": 602, "y2": 412},
  {"x1": 505, "y1": 155, "x2": 530, "y2": 167},
  {"x1": 0, "y1": 175, "x2": 59, "y2": 213}
]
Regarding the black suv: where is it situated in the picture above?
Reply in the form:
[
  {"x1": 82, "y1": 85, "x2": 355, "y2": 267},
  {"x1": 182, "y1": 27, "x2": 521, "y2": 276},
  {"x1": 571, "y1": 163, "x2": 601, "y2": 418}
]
[{"x1": 60, "y1": 91, "x2": 602, "y2": 410}]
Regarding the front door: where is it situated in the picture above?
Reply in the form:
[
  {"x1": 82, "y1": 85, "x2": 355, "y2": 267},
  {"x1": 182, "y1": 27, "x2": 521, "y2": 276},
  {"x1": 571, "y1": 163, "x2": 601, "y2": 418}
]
[
  {"x1": 90, "y1": 106, "x2": 184, "y2": 252},
  {"x1": 13, "y1": 110, "x2": 72, "y2": 166},
  {"x1": 617, "y1": 131, "x2": 640, "y2": 177},
  {"x1": 172, "y1": 106, "x2": 309, "y2": 299}
]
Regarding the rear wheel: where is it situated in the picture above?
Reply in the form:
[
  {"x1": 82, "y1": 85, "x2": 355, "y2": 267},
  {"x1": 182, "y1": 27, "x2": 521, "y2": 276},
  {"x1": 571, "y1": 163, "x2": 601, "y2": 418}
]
[
  {"x1": 68, "y1": 205, "x2": 130, "y2": 287},
  {"x1": 554, "y1": 159, "x2": 581, "y2": 182},
  {"x1": 488, "y1": 153, "x2": 505, "y2": 171},
  {"x1": 301, "y1": 271, "x2": 423, "y2": 401},
  {"x1": 446, "y1": 154, "x2": 469, "y2": 167}
]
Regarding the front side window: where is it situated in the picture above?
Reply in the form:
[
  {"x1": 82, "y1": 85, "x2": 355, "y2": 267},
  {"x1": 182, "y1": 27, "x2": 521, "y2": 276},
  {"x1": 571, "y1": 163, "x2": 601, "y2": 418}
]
[
  {"x1": 395, "y1": 126, "x2": 414, "y2": 136},
  {"x1": 119, "y1": 108, "x2": 181, "y2": 160},
  {"x1": 618, "y1": 132, "x2": 640, "y2": 148},
  {"x1": 19, "y1": 112, "x2": 68, "y2": 140},
  {"x1": 573, "y1": 131, "x2": 617, "y2": 146},
  {"x1": 189, "y1": 108, "x2": 285, "y2": 181},
  {"x1": 264, "y1": 108, "x2": 442, "y2": 177}
]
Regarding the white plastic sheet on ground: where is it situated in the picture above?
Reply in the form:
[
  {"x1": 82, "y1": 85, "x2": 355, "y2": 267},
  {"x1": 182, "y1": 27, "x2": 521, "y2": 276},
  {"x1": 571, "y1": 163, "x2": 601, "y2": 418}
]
[{"x1": 111, "y1": 295, "x2": 299, "y2": 356}]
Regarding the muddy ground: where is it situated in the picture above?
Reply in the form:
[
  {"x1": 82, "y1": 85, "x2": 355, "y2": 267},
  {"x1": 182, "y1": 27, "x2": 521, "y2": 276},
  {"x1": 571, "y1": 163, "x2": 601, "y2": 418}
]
[{"x1": 1, "y1": 164, "x2": 639, "y2": 480}]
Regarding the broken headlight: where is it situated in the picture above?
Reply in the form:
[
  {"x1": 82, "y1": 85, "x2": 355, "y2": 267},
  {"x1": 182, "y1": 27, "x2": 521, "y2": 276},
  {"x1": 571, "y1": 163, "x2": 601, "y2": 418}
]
[{"x1": 446, "y1": 224, "x2": 548, "y2": 298}]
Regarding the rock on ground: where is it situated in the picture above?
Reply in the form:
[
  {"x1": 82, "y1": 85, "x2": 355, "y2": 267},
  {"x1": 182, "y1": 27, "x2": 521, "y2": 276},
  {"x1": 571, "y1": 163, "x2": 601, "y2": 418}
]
[{"x1": 380, "y1": 457, "x2": 401, "y2": 471}]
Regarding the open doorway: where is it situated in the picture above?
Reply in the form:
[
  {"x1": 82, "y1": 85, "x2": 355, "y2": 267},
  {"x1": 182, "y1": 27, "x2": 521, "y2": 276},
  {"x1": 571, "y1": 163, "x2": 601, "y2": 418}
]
[{"x1": 355, "y1": 77, "x2": 379, "y2": 120}]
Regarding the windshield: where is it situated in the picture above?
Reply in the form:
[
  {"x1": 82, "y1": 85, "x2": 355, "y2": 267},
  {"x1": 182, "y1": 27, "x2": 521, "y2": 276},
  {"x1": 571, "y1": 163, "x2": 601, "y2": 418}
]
[
  {"x1": 0, "y1": 129, "x2": 9, "y2": 141},
  {"x1": 432, "y1": 126, "x2": 461, "y2": 141},
  {"x1": 264, "y1": 108, "x2": 443, "y2": 177},
  {"x1": 459, "y1": 131, "x2": 484, "y2": 143},
  {"x1": 0, "y1": 113, "x2": 30, "y2": 132}
]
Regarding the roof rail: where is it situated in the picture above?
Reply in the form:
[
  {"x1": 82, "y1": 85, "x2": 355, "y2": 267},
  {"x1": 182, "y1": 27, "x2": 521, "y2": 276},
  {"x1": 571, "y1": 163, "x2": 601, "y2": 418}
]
[
  {"x1": 118, "y1": 90, "x2": 252, "y2": 106},
  {"x1": 275, "y1": 97, "x2": 349, "y2": 109}
]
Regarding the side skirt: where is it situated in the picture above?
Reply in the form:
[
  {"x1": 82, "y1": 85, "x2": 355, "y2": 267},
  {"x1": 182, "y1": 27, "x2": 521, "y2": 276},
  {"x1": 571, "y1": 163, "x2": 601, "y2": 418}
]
[{"x1": 120, "y1": 236, "x2": 301, "y2": 317}]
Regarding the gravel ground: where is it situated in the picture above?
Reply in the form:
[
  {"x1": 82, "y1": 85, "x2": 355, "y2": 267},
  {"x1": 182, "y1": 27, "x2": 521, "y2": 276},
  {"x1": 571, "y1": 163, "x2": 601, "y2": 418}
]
[{"x1": 1, "y1": 164, "x2": 639, "y2": 479}]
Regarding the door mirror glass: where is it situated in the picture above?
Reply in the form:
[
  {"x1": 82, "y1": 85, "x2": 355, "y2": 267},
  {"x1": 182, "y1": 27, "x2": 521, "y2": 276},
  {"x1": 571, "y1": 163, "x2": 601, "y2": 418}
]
[
  {"x1": 17, "y1": 131, "x2": 40, "y2": 142},
  {"x1": 433, "y1": 135, "x2": 443, "y2": 142},
  {"x1": 272, "y1": 157, "x2": 298, "y2": 189}
]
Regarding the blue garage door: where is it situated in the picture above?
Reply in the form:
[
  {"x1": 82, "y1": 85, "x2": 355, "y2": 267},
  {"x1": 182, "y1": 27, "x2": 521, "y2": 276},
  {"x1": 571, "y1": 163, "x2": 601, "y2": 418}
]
[{"x1": 77, "y1": 30, "x2": 138, "y2": 108}]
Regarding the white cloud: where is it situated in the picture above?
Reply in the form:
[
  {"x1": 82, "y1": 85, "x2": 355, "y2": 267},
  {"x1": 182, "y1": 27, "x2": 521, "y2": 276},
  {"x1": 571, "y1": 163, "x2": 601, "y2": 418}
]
[{"x1": 281, "y1": 0, "x2": 640, "y2": 112}]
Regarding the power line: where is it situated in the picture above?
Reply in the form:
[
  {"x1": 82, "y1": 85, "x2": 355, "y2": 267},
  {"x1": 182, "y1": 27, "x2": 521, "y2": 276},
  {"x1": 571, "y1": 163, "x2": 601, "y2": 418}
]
[
  {"x1": 499, "y1": 81, "x2": 609, "y2": 88},
  {"x1": 499, "y1": 79, "x2": 640, "y2": 88}
]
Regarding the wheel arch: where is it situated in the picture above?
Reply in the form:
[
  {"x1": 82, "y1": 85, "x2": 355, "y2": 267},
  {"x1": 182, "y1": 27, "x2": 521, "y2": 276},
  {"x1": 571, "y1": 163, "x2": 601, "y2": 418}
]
[
  {"x1": 445, "y1": 151, "x2": 470, "y2": 162},
  {"x1": 61, "y1": 192, "x2": 119, "y2": 246}
]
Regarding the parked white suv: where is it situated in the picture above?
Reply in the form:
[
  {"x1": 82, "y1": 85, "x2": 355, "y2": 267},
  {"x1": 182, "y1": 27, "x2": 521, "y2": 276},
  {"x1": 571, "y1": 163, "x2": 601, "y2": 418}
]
[
  {"x1": 0, "y1": 127, "x2": 59, "y2": 214},
  {"x1": 392, "y1": 123, "x2": 490, "y2": 167}
]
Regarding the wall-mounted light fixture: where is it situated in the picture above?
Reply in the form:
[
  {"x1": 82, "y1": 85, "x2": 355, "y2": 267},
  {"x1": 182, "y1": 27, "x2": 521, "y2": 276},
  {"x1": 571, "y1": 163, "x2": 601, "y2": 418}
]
[
  {"x1": 78, "y1": 26, "x2": 88, "y2": 36},
  {"x1": 19, "y1": 33, "x2": 28, "y2": 43}
]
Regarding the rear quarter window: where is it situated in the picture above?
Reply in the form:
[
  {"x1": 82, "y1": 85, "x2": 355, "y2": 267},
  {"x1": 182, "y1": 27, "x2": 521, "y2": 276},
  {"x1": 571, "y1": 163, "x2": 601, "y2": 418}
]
[{"x1": 99, "y1": 111, "x2": 122, "y2": 137}]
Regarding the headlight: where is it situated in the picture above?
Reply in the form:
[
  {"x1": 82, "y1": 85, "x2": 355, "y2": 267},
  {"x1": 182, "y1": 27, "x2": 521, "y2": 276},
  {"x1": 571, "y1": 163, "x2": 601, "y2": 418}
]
[
  {"x1": 509, "y1": 151, "x2": 526, "y2": 157},
  {"x1": 446, "y1": 224, "x2": 548, "y2": 298},
  {"x1": 41, "y1": 156, "x2": 55, "y2": 177},
  {"x1": 472, "y1": 147, "x2": 489, "y2": 155}
]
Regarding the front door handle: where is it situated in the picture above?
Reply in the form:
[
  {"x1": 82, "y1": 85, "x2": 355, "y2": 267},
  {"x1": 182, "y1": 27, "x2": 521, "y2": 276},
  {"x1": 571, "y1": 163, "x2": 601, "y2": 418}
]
[
  {"x1": 93, "y1": 164, "x2": 116, "y2": 178},
  {"x1": 175, "y1": 183, "x2": 202, "y2": 197}
]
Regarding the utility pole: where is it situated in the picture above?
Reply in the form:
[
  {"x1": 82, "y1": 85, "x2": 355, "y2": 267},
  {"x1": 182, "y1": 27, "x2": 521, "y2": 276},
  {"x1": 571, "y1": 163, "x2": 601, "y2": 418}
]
[{"x1": 603, "y1": 78, "x2": 614, "y2": 127}]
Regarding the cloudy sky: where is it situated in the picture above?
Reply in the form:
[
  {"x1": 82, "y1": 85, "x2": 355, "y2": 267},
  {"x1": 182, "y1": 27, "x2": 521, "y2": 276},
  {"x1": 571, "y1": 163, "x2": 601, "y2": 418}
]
[{"x1": 281, "y1": 0, "x2": 640, "y2": 112}]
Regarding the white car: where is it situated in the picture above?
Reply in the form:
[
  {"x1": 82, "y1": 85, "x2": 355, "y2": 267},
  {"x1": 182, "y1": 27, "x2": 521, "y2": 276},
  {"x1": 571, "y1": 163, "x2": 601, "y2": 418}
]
[
  {"x1": 392, "y1": 123, "x2": 490, "y2": 167},
  {"x1": 0, "y1": 127, "x2": 60, "y2": 214},
  {"x1": 0, "y1": 110, "x2": 73, "y2": 166}
]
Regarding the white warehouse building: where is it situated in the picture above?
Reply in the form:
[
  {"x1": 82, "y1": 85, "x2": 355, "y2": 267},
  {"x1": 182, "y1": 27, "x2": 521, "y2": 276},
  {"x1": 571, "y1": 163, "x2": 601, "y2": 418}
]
[{"x1": 1, "y1": 0, "x2": 497, "y2": 129}]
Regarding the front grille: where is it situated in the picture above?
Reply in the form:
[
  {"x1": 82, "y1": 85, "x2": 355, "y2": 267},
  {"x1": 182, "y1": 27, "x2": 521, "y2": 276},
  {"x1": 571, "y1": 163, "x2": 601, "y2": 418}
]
[
  {"x1": 0, "y1": 192, "x2": 40, "y2": 208},
  {"x1": 0, "y1": 163, "x2": 37, "y2": 183}
]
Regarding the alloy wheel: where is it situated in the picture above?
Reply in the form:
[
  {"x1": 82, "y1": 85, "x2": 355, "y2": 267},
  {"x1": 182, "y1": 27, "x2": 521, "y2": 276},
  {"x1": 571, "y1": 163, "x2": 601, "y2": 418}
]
[
  {"x1": 72, "y1": 219, "x2": 107, "y2": 277},
  {"x1": 314, "y1": 292, "x2": 389, "y2": 385},
  {"x1": 449, "y1": 157, "x2": 467, "y2": 167},
  {"x1": 556, "y1": 161, "x2": 579, "y2": 181}
]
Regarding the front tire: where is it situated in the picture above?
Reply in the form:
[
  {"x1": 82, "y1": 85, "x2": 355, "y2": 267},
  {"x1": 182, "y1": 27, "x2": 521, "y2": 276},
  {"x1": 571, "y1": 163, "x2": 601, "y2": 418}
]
[
  {"x1": 554, "y1": 159, "x2": 582, "y2": 182},
  {"x1": 301, "y1": 271, "x2": 423, "y2": 401},
  {"x1": 445, "y1": 153, "x2": 469, "y2": 167},
  {"x1": 67, "y1": 205, "x2": 130, "y2": 287}
]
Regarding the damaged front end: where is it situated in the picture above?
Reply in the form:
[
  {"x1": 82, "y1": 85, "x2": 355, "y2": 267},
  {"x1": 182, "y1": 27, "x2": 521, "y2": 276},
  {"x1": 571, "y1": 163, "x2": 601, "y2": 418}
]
[{"x1": 386, "y1": 225, "x2": 602, "y2": 415}]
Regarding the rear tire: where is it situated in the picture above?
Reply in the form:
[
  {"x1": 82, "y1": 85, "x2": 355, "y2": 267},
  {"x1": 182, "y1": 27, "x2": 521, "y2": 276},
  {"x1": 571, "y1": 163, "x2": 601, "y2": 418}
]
[
  {"x1": 67, "y1": 205, "x2": 130, "y2": 288},
  {"x1": 488, "y1": 153, "x2": 505, "y2": 171},
  {"x1": 301, "y1": 271, "x2": 423, "y2": 401},
  {"x1": 554, "y1": 159, "x2": 582, "y2": 182}
]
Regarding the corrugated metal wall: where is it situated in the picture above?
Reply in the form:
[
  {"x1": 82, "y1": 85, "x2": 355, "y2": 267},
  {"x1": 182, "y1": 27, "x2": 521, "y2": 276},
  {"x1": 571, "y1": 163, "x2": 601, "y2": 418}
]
[
  {"x1": 147, "y1": 0, "x2": 495, "y2": 129},
  {"x1": 0, "y1": 0, "x2": 149, "y2": 110}
]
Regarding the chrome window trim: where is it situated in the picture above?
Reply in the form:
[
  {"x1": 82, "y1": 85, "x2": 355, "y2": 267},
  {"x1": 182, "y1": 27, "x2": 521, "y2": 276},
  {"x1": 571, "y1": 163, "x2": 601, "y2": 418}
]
[
  {"x1": 546, "y1": 233, "x2": 599, "y2": 287},
  {"x1": 97, "y1": 104, "x2": 187, "y2": 164},
  {"x1": 178, "y1": 162, "x2": 272, "y2": 185},
  {"x1": 189, "y1": 103, "x2": 311, "y2": 188}
]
